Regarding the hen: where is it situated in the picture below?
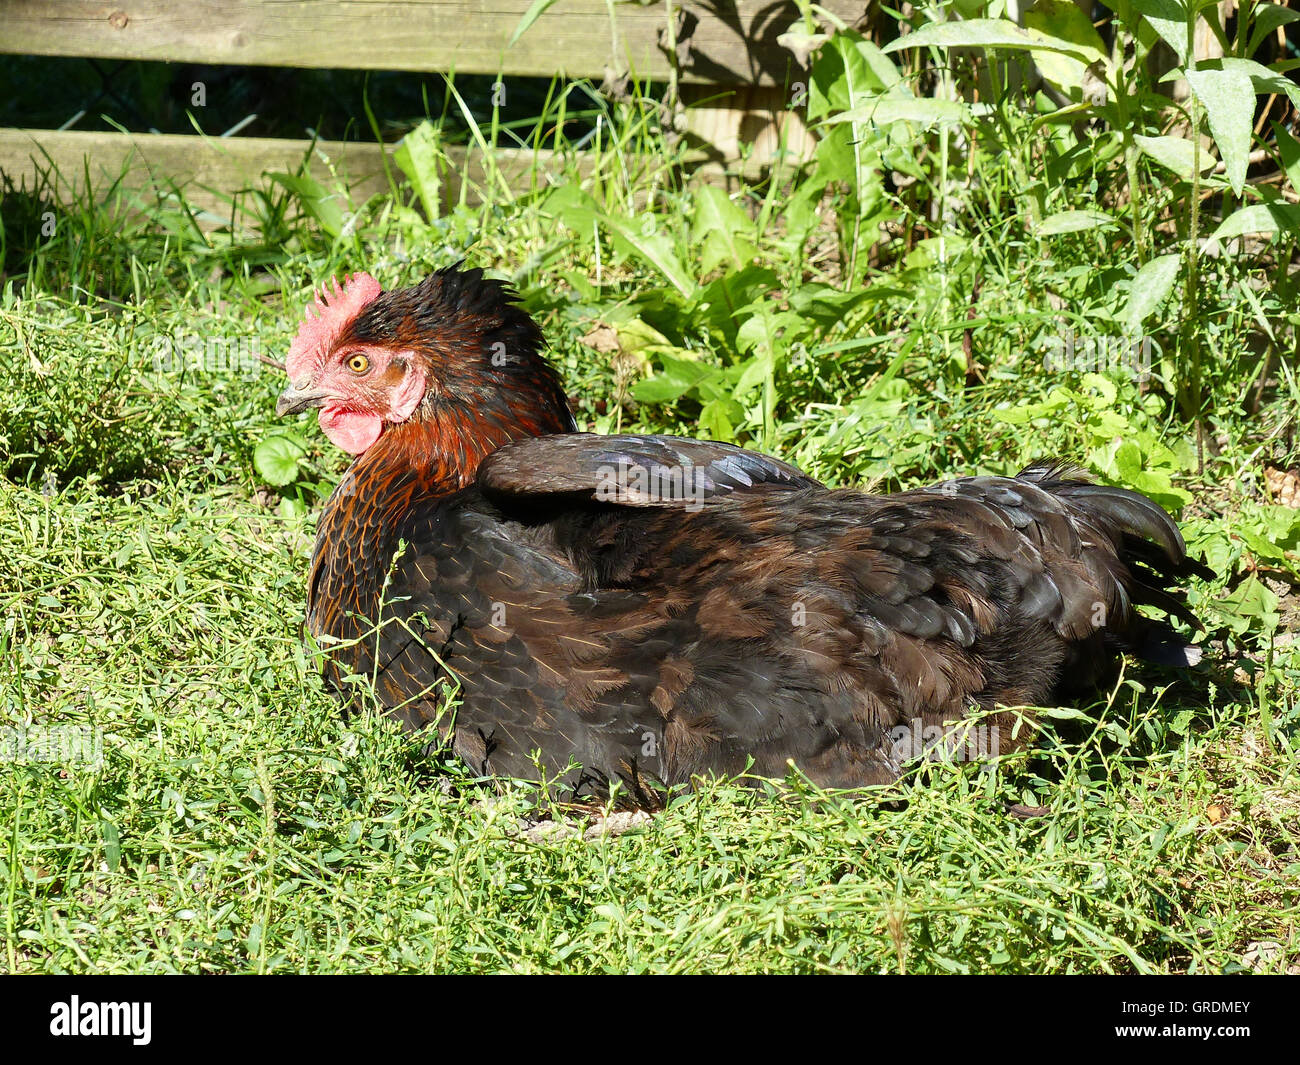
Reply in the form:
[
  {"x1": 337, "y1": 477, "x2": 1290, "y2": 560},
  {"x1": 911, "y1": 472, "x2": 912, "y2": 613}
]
[{"x1": 277, "y1": 264, "x2": 1209, "y2": 801}]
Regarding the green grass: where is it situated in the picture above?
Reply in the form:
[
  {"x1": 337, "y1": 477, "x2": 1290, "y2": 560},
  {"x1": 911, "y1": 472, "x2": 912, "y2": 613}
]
[
  {"x1": 0, "y1": 441, "x2": 1294, "y2": 972},
  {"x1": 2, "y1": 25, "x2": 1299, "y2": 972}
]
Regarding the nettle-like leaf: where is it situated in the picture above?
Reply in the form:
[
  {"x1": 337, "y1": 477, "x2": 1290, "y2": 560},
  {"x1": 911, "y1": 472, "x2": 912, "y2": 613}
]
[
  {"x1": 1184, "y1": 68, "x2": 1255, "y2": 196},
  {"x1": 691, "y1": 186, "x2": 758, "y2": 275},
  {"x1": 882, "y1": 17, "x2": 1102, "y2": 62},
  {"x1": 1022, "y1": 0, "x2": 1108, "y2": 102},
  {"x1": 1212, "y1": 204, "x2": 1300, "y2": 240},
  {"x1": 1036, "y1": 209, "x2": 1116, "y2": 235},
  {"x1": 1123, "y1": 254, "x2": 1182, "y2": 332},
  {"x1": 1131, "y1": 0, "x2": 1191, "y2": 65},
  {"x1": 1134, "y1": 134, "x2": 1217, "y2": 180},
  {"x1": 393, "y1": 121, "x2": 443, "y2": 222},
  {"x1": 267, "y1": 172, "x2": 346, "y2": 238}
]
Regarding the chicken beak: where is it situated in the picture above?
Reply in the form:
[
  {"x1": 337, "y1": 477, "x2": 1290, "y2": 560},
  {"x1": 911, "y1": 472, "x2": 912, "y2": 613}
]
[{"x1": 276, "y1": 382, "x2": 331, "y2": 417}]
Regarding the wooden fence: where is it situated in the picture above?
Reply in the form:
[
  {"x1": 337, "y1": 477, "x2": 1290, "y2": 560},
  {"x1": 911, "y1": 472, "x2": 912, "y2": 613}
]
[{"x1": 0, "y1": 1, "x2": 866, "y2": 216}]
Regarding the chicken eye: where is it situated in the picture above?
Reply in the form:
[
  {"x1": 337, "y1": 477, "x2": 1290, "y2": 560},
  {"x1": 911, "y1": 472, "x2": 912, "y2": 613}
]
[{"x1": 347, "y1": 354, "x2": 370, "y2": 374}]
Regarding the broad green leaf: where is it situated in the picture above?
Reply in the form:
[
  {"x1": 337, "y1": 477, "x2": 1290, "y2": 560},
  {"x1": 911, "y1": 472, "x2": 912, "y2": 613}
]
[
  {"x1": 1248, "y1": 4, "x2": 1300, "y2": 56},
  {"x1": 545, "y1": 186, "x2": 694, "y2": 296},
  {"x1": 734, "y1": 305, "x2": 802, "y2": 359},
  {"x1": 601, "y1": 217, "x2": 695, "y2": 297},
  {"x1": 1081, "y1": 372, "x2": 1118, "y2": 405},
  {"x1": 1211, "y1": 203, "x2": 1300, "y2": 239},
  {"x1": 691, "y1": 186, "x2": 758, "y2": 274},
  {"x1": 992, "y1": 391, "x2": 1070, "y2": 424},
  {"x1": 100, "y1": 821, "x2": 121, "y2": 870},
  {"x1": 1123, "y1": 254, "x2": 1182, "y2": 331},
  {"x1": 1023, "y1": 0, "x2": 1107, "y2": 62},
  {"x1": 1107, "y1": 439, "x2": 1193, "y2": 509},
  {"x1": 691, "y1": 266, "x2": 780, "y2": 345},
  {"x1": 788, "y1": 284, "x2": 880, "y2": 328},
  {"x1": 882, "y1": 17, "x2": 1100, "y2": 61},
  {"x1": 1038, "y1": 707, "x2": 1093, "y2": 720},
  {"x1": 542, "y1": 183, "x2": 600, "y2": 232},
  {"x1": 614, "y1": 318, "x2": 673, "y2": 354},
  {"x1": 734, "y1": 351, "x2": 775, "y2": 398},
  {"x1": 697, "y1": 399, "x2": 738, "y2": 443},
  {"x1": 857, "y1": 38, "x2": 904, "y2": 89},
  {"x1": 392, "y1": 121, "x2": 443, "y2": 221},
  {"x1": 254, "y1": 436, "x2": 306, "y2": 487},
  {"x1": 1214, "y1": 57, "x2": 1300, "y2": 110},
  {"x1": 1023, "y1": 0, "x2": 1109, "y2": 99},
  {"x1": 1134, "y1": 134, "x2": 1215, "y2": 179},
  {"x1": 1185, "y1": 68, "x2": 1255, "y2": 196},
  {"x1": 1036, "y1": 209, "x2": 1116, "y2": 235},
  {"x1": 632, "y1": 354, "x2": 717, "y2": 404},
  {"x1": 267, "y1": 173, "x2": 344, "y2": 238},
  {"x1": 901, "y1": 234, "x2": 970, "y2": 271},
  {"x1": 1272, "y1": 122, "x2": 1300, "y2": 194},
  {"x1": 1130, "y1": 0, "x2": 1191, "y2": 64},
  {"x1": 632, "y1": 375, "x2": 695, "y2": 405},
  {"x1": 809, "y1": 29, "x2": 899, "y2": 120},
  {"x1": 1261, "y1": 504, "x2": 1300, "y2": 551},
  {"x1": 1237, "y1": 525, "x2": 1288, "y2": 564},
  {"x1": 1213, "y1": 575, "x2": 1279, "y2": 634}
]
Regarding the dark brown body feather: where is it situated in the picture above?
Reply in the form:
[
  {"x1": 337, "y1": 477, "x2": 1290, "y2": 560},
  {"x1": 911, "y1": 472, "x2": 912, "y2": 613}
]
[{"x1": 306, "y1": 425, "x2": 1208, "y2": 799}]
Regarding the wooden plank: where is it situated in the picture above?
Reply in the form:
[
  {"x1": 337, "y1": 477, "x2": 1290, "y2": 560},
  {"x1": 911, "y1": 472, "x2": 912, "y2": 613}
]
[
  {"x1": 0, "y1": 1, "x2": 864, "y2": 86},
  {"x1": 681, "y1": 85, "x2": 814, "y2": 171},
  {"x1": 0, "y1": 127, "x2": 588, "y2": 221}
]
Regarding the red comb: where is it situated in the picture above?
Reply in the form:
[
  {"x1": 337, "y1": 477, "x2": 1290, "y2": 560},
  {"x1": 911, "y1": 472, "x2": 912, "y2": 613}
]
[{"x1": 286, "y1": 272, "x2": 383, "y2": 381}]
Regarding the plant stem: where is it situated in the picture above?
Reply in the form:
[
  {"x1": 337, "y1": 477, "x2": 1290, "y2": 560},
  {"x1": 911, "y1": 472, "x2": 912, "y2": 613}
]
[{"x1": 1183, "y1": 7, "x2": 1205, "y2": 465}]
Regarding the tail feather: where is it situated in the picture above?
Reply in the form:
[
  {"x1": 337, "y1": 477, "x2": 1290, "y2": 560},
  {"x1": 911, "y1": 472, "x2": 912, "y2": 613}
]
[
  {"x1": 1121, "y1": 533, "x2": 1216, "y2": 583},
  {"x1": 1017, "y1": 461, "x2": 1188, "y2": 562},
  {"x1": 1133, "y1": 628, "x2": 1205, "y2": 667},
  {"x1": 1127, "y1": 576, "x2": 1203, "y2": 631},
  {"x1": 1016, "y1": 460, "x2": 1213, "y2": 665}
]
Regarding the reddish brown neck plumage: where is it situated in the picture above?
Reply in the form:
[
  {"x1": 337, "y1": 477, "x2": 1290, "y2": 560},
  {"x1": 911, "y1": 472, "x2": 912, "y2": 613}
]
[{"x1": 364, "y1": 388, "x2": 572, "y2": 492}]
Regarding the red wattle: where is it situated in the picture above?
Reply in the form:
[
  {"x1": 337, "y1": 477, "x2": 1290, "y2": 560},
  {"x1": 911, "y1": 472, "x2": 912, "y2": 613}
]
[{"x1": 319, "y1": 407, "x2": 383, "y2": 455}]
